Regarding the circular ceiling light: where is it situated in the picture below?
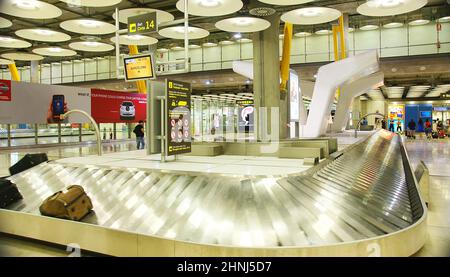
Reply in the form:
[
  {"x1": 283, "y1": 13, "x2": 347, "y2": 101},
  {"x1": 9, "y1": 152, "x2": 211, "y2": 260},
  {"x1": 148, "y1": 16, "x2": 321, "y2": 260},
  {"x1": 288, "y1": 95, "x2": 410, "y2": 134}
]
[
  {"x1": 438, "y1": 16, "x2": 450, "y2": 23},
  {"x1": 69, "y1": 41, "x2": 114, "y2": 52},
  {"x1": 315, "y1": 29, "x2": 332, "y2": 35},
  {"x1": 189, "y1": 44, "x2": 201, "y2": 48},
  {"x1": 1, "y1": 52, "x2": 44, "y2": 61},
  {"x1": 15, "y1": 28, "x2": 71, "y2": 42},
  {"x1": 176, "y1": 0, "x2": 243, "y2": 17},
  {"x1": 159, "y1": 26, "x2": 209, "y2": 40},
  {"x1": 348, "y1": 27, "x2": 354, "y2": 32},
  {"x1": 220, "y1": 40, "x2": 235, "y2": 45},
  {"x1": 157, "y1": 48, "x2": 169, "y2": 53},
  {"x1": 357, "y1": 0, "x2": 427, "y2": 17},
  {"x1": 237, "y1": 38, "x2": 252, "y2": 43},
  {"x1": 59, "y1": 0, "x2": 122, "y2": 7},
  {"x1": 281, "y1": 7, "x2": 341, "y2": 25},
  {"x1": 0, "y1": 36, "x2": 32, "y2": 48},
  {"x1": 409, "y1": 19, "x2": 430, "y2": 26},
  {"x1": 0, "y1": 17, "x2": 12, "y2": 28},
  {"x1": 0, "y1": 0, "x2": 62, "y2": 19},
  {"x1": 215, "y1": 17, "x2": 271, "y2": 32},
  {"x1": 258, "y1": 0, "x2": 314, "y2": 5},
  {"x1": 112, "y1": 8, "x2": 174, "y2": 25},
  {"x1": 360, "y1": 24, "x2": 379, "y2": 31},
  {"x1": 383, "y1": 22, "x2": 403, "y2": 28},
  {"x1": 294, "y1": 31, "x2": 311, "y2": 37},
  {"x1": 203, "y1": 42, "x2": 218, "y2": 47},
  {"x1": 171, "y1": 46, "x2": 184, "y2": 51},
  {"x1": 0, "y1": 58, "x2": 14, "y2": 65},
  {"x1": 110, "y1": 35, "x2": 158, "y2": 46},
  {"x1": 60, "y1": 19, "x2": 116, "y2": 35},
  {"x1": 32, "y1": 47, "x2": 77, "y2": 57}
]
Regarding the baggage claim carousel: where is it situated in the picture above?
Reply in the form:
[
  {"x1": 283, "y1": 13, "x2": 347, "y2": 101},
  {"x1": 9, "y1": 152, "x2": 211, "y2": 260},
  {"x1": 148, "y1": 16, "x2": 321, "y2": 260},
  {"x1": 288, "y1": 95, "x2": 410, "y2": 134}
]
[{"x1": 0, "y1": 130, "x2": 427, "y2": 256}]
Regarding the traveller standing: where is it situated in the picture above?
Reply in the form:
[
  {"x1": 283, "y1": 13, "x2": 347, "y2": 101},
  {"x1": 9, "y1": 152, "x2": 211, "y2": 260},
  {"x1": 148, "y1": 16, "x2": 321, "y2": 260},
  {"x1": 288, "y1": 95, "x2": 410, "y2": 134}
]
[
  {"x1": 133, "y1": 120, "x2": 145, "y2": 150},
  {"x1": 424, "y1": 119, "x2": 432, "y2": 139},
  {"x1": 407, "y1": 119, "x2": 416, "y2": 139},
  {"x1": 388, "y1": 119, "x2": 395, "y2": 132},
  {"x1": 396, "y1": 119, "x2": 402, "y2": 133},
  {"x1": 381, "y1": 118, "x2": 386, "y2": 130}
]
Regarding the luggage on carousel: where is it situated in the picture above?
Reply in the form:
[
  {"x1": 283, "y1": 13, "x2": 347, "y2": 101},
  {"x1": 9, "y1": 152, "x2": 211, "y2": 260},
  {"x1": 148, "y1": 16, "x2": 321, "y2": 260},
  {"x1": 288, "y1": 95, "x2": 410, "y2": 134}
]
[
  {"x1": 9, "y1": 153, "x2": 48, "y2": 175},
  {"x1": 0, "y1": 178, "x2": 23, "y2": 209},
  {"x1": 39, "y1": 185, "x2": 93, "y2": 221},
  {"x1": 432, "y1": 132, "x2": 439, "y2": 139}
]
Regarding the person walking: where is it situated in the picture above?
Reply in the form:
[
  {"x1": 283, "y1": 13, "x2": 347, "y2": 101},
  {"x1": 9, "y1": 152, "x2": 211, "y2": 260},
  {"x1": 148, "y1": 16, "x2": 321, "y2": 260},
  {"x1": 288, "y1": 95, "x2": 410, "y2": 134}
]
[
  {"x1": 388, "y1": 119, "x2": 395, "y2": 132},
  {"x1": 407, "y1": 119, "x2": 416, "y2": 139},
  {"x1": 424, "y1": 118, "x2": 432, "y2": 139},
  {"x1": 133, "y1": 120, "x2": 145, "y2": 150},
  {"x1": 396, "y1": 119, "x2": 402, "y2": 133}
]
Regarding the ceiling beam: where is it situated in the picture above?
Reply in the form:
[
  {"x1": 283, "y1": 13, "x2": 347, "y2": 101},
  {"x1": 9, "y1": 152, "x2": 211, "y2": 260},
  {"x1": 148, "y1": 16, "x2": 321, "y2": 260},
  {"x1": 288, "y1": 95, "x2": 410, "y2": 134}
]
[{"x1": 401, "y1": 86, "x2": 409, "y2": 99}]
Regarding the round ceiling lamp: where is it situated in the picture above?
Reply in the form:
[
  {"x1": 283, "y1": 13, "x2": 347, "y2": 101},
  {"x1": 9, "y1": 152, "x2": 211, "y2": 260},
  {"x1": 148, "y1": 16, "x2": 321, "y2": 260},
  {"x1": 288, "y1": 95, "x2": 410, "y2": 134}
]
[
  {"x1": 237, "y1": 38, "x2": 252, "y2": 43},
  {"x1": 112, "y1": 8, "x2": 174, "y2": 25},
  {"x1": 69, "y1": 41, "x2": 114, "y2": 52},
  {"x1": 60, "y1": 19, "x2": 116, "y2": 35},
  {"x1": 315, "y1": 29, "x2": 332, "y2": 35},
  {"x1": 15, "y1": 29, "x2": 71, "y2": 42},
  {"x1": 157, "y1": 48, "x2": 169, "y2": 53},
  {"x1": 220, "y1": 40, "x2": 235, "y2": 45},
  {"x1": 360, "y1": 24, "x2": 379, "y2": 31},
  {"x1": 294, "y1": 31, "x2": 311, "y2": 37},
  {"x1": 159, "y1": 26, "x2": 209, "y2": 40},
  {"x1": 189, "y1": 44, "x2": 201, "y2": 49},
  {"x1": 1, "y1": 52, "x2": 44, "y2": 61},
  {"x1": 383, "y1": 22, "x2": 403, "y2": 28},
  {"x1": 0, "y1": 58, "x2": 14, "y2": 65},
  {"x1": 409, "y1": 19, "x2": 430, "y2": 26},
  {"x1": 32, "y1": 47, "x2": 77, "y2": 57},
  {"x1": 357, "y1": 0, "x2": 427, "y2": 17},
  {"x1": 258, "y1": 0, "x2": 314, "y2": 5},
  {"x1": 176, "y1": 0, "x2": 243, "y2": 17},
  {"x1": 110, "y1": 35, "x2": 158, "y2": 46},
  {"x1": 215, "y1": 17, "x2": 271, "y2": 32},
  {"x1": 0, "y1": 17, "x2": 12, "y2": 28},
  {"x1": 59, "y1": 0, "x2": 122, "y2": 7},
  {"x1": 203, "y1": 42, "x2": 218, "y2": 47},
  {"x1": 0, "y1": 0, "x2": 62, "y2": 19},
  {"x1": 438, "y1": 16, "x2": 450, "y2": 23},
  {"x1": 281, "y1": 7, "x2": 342, "y2": 25},
  {"x1": 0, "y1": 36, "x2": 32, "y2": 48}
]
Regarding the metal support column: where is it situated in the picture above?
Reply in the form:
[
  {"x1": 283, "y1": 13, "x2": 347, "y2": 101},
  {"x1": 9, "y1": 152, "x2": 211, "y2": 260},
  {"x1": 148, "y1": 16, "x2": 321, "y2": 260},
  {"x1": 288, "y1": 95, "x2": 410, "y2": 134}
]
[
  {"x1": 113, "y1": 123, "x2": 117, "y2": 140},
  {"x1": 7, "y1": 124, "x2": 11, "y2": 147},
  {"x1": 79, "y1": 124, "x2": 82, "y2": 142},
  {"x1": 57, "y1": 123, "x2": 61, "y2": 143},
  {"x1": 158, "y1": 96, "x2": 166, "y2": 163},
  {"x1": 34, "y1": 124, "x2": 38, "y2": 145}
]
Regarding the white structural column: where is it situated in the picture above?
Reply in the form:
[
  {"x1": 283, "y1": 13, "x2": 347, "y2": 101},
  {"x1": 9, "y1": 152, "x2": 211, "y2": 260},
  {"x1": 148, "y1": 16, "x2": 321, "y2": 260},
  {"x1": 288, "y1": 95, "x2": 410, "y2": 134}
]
[
  {"x1": 331, "y1": 71, "x2": 384, "y2": 133},
  {"x1": 30, "y1": 61, "x2": 39, "y2": 83},
  {"x1": 303, "y1": 50, "x2": 380, "y2": 138}
]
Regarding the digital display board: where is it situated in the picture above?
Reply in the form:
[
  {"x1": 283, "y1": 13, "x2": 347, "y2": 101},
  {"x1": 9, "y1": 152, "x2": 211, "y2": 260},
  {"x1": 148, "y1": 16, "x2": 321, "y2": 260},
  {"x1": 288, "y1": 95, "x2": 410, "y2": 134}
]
[{"x1": 123, "y1": 54, "x2": 155, "y2": 82}]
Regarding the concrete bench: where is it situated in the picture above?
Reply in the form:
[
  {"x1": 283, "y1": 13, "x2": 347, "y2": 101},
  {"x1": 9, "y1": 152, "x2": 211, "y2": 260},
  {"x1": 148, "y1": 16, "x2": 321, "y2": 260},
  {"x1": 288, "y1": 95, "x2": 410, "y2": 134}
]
[
  {"x1": 278, "y1": 147, "x2": 322, "y2": 159},
  {"x1": 290, "y1": 138, "x2": 337, "y2": 158},
  {"x1": 190, "y1": 144, "x2": 223, "y2": 156}
]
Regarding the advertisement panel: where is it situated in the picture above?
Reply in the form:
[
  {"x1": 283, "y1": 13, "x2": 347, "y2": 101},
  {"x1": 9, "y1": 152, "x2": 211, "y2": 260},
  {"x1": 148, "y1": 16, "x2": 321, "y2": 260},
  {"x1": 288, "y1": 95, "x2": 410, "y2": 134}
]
[
  {"x1": 0, "y1": 80, "x2": 11, "y2": 102},
  {"x1": 238, "y1": 101, "x2": 254, "y2": 133},
  {"x1": 166, "y1": 80, "x2": 191, "y2": 156},
  {"x1": 0, "y1": 80, "x2": 90, "y2": 124},
  {"x1": 289, "y1": 70, "x2": 300, "y2": 122},
  {"x1": 91, "y1": 89, "x2": 146, "y2": 123}
]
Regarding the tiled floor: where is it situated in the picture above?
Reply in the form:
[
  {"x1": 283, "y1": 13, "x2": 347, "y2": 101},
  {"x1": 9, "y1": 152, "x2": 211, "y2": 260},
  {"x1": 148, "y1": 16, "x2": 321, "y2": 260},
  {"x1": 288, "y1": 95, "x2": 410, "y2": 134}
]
[{"x1": 0, "y1": 136, "x2": 449, "y2": 256}]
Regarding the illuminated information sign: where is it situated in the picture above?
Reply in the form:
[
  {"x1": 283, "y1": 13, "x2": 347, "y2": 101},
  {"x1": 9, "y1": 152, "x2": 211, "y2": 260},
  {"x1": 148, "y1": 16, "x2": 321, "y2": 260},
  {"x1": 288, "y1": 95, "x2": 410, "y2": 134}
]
[
  {"x1": 166, "y1": 80, "x2": 192, "y2": 156},
  {"x1": 123, "y1": 54, "x2": 155, "y2": 82},
  {"x1": 128, "y1": 12, "x2": 157, "y2": 35}
]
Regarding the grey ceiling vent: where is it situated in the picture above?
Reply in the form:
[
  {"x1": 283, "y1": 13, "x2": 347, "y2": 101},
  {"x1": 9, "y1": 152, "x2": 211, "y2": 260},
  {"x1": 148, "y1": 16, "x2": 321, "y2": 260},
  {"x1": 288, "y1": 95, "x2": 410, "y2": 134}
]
[{"x1": 249, "y1": 7, "x2": 276, "y2": 17}]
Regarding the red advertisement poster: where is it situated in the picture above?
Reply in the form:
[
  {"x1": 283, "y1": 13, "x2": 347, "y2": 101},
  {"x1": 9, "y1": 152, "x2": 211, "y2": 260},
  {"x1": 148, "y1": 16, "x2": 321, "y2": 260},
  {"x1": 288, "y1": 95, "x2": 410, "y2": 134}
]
[
  {"x1": 0, "y1": 80, "x2": 12, "y2": 102},
  {"x1": 91, "y1": 89, "x2": 146, "y2": 123}
]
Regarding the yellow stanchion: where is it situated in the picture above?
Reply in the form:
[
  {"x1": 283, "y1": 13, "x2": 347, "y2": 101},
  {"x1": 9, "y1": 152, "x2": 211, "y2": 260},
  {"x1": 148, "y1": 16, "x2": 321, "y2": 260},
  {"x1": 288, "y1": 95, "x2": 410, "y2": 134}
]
[
  {"x1": 128, "y1": 45, "x2": 147, "y2": 94},
  {"x1": 8, "y1": 63, "x2": 20, "y2": 81},
  {"x1": 280, "y1": 23, "x2": 293, "y2": 92},
  {"x1": 338, "y1": 16, "x2": 346, "y2": 59}
]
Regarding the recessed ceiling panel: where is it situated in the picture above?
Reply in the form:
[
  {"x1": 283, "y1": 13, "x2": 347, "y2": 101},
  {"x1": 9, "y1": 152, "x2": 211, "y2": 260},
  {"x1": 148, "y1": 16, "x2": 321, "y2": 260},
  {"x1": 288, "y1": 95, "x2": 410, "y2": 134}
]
[
  {"x1": 60, "y1": 19, "x2": 116, "y2": 35},
  {"x1": 32, "y1": 47, "x2": 77, "y2": 57},
  {"x1": 110, "y1": 35, "x2": 158, "y2": 46},
  {"x1": 281, "y1": 7, "x2": 341, "y2": 25},
  {"x1": 69, "y1": 41, "x2": 114, "y2": 52},
  {"x1": 0, "y1": 17, "x2": 12, "y2": 28},
  {"x1": 0, "y1": 0, "x2": 62, "y2": 19},
  {"x1": 15, "y1": 29, "x2": 71, "y2": 42},
  {"x1": 357, "y1": 0, "x2": 427, "y2": 17},
  {"x1": 258, "y1": 0, "x2": 314, "y2": 5},
  {"x1": 0, "y1": 36, "x2": 31, "y2": 48},
  {"x1": 215, "y1": 17, "x2": 271, "y2": 32},
  {"x1": 59, "y1": 0, "x2": 122, "y2": 7},
  {"x1": 159, "y1": 26, "x2": 209, "y2": 40},
  {"x1": 176, "y1": 0, "x2": 243, "y2": 17},
  {"x1": 1, "y1": 52, "x2": 44, "y2": 61}
]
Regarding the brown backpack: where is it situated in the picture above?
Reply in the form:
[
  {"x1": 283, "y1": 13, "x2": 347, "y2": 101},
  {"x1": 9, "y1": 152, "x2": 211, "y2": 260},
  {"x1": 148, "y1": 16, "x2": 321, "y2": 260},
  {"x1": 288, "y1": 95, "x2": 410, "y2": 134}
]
[{"x1": 39, "y1": 185, "x2": 93, "y2": 221}]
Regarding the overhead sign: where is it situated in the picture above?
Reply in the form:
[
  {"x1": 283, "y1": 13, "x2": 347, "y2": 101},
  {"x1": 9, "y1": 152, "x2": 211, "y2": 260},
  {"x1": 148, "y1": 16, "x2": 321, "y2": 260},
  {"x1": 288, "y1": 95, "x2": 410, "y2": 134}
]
[
  {"x1": 166, "y1": 80, "x2": 191, "y2": 156},
  {"x1": 236, "y1": 99, "x2": 254, "y2": 106},
  {"x1": 128, "y1": 12, "x2": 157, "y2": 35},
  {"x1": 434, "y1": 106, "x2": 449, "y2": 111},
  {"x1": 123, "y1": 54, "x2": 156, "y2": 82}
]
